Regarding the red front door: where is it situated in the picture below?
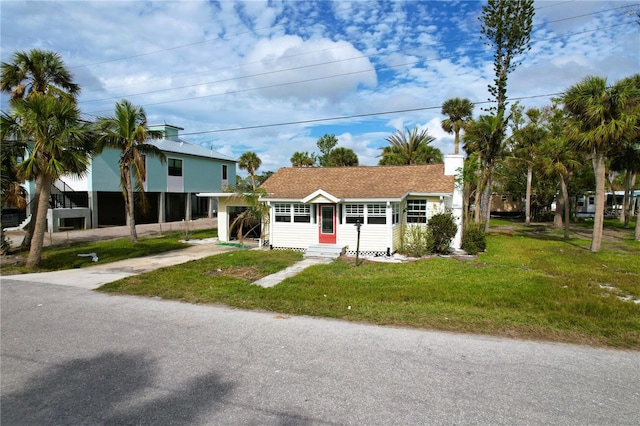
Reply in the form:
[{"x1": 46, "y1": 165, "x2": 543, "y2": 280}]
[{"x1": 319, "y1": 204, "x2": 337, "y2": 244}]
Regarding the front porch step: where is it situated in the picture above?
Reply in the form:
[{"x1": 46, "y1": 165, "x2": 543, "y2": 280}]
[{"x1": 304, "y1": 244, "x2": 346, "y2": 259}]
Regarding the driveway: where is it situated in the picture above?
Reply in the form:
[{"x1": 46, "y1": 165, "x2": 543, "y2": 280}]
[{"x1": 2, "y1": 279, "x2": 638, "y2": 425}]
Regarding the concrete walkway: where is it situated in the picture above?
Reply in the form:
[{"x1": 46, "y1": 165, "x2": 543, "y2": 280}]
[
  {"x1": 5, "y1": 244, "x2": 332, "y2": 290},
  {"x1": 252, "y1": 257, "x2": 334, "y2": 288},
  {"x1": 4, "y1": 242, "x2": 242, "y2": 289},
  {"x1": 2, "y1": 219, "x2": 335, "y2": 289}
]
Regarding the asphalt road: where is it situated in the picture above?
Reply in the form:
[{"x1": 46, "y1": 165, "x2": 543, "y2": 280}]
[{"x1": 1, "y1": 279, "x2": 639, "y2": 425}]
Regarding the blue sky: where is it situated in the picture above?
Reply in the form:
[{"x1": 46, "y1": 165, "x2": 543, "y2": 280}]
[{"x1": 1, "y1": 1, "x2": 639, "y2": 175}]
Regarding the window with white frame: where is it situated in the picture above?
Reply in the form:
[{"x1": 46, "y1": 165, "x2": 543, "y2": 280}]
[
  {"x1": 367, "y1": 203, "x2": 386, "y2": 224},
  {"x1": 392, "y1": 203, "x2": 400, "y2": 224},
  {"x1": 274, "y1": 203, "x2": 291, "y2": 222},
  {"x1": 293, "y1": 204, "x2": 311, "y2": 223},
  {"x1": 345, "y1": 204, "x2": 364, "y2": 224},
  {"x1": 406, "y1": 199, "x2": 427, "y2": 223}
]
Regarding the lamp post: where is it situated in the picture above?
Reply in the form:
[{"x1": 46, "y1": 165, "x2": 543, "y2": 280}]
[{"x1": 354, "y1": 219, "x2": 362, "y2": 266}]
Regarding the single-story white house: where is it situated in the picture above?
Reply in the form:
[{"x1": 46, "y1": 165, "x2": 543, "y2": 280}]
[{"x1": 203, "y1": 155, "x2": 463, "y2": 255}]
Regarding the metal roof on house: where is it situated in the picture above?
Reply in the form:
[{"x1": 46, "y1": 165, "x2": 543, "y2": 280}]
[
  {"x1": 149, "y1": 138, "x2": 236, "y2": 162},
  {"x1": 260, "y1": 164, "x2": 454, "y2": 200}
]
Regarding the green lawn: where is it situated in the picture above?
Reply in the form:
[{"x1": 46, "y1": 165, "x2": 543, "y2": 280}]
[
  {"x1": 1, "y1": 228, "x2": 218, "y2": 274},
  {"x1": 99, "y1": 225, "x2": 640, "y2": 349}
]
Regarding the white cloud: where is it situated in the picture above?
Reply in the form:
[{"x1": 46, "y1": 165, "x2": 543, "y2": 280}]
[{"x1": 1, "y1": 0, "x2": 637, "y2": 173}]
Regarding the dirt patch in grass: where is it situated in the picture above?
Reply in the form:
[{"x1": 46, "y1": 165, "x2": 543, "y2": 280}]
[{"x1": 205, "y1": 266, "x2": 264, "y2": 282}]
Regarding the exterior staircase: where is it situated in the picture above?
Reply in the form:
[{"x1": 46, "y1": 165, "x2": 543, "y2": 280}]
[
  {"x1": 304, "y1": 244, "x2": 346, "y2": 259},
  {"x1": 50, "y1": 182, "x2": 88, "y2": 209},
  {"x1": 3, "y1": 214, "x2": 30, "y2": 232}
]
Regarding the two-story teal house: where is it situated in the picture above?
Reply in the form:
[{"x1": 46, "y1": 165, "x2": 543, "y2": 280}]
[{"x1": 37, "y1": 124, "x2": 236, "y2": 232}]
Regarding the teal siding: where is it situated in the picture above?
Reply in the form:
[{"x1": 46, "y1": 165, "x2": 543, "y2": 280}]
[
  {"x1": 82, "y1": 147, "x2": 236, "y2": 193},
  {"x1": 183, "y1": 156, "x2": 235, "y2": 192},
  {"x1": 90, "y1": 148, "x2": 121, "y2": 191},
  {"x1": 145, "y1": 155, "x2": 168, "y2": 192}
]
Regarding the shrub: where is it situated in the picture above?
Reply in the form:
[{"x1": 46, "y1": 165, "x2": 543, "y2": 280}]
[
  {"x1": 401, "y1": 225, "x2": 433, "y2": 257},
  {"x1": 0, "y1": 231, "x2": 11, "y2": 256},
  {"x1": 427, "y1": 212, "x2": 458, "y2": 254},
  {"x1": 462, "y1": 224, "x2": 486, "y2": 255}
]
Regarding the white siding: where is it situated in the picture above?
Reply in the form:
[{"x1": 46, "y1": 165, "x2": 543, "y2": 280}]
[
  {"x1": 270, "y1": 222, "x2": 317, "y2": 249},
  {"x1": 167, "y1": 175, "x2": 183, "y2": 192},
  {"x1": 391, "y1": 223, "x2": 403, "y2": 253},
  {"x1": 217, "y1": 200, "x2": 229, "y2": 241},
  {"x1": 337, "y1": 223, "x2": 388, "y2": 253}
]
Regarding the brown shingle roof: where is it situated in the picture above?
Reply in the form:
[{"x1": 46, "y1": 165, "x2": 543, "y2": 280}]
[{"x1": 260, "y1": 164, "x2": 453, "y2": 200}]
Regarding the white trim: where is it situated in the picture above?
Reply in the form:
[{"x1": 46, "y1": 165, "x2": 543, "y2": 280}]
[
  {"x1": 196, "y1": 192, "x2": 237, "y2": 197},
  {"x1": 301, "y1": 189, "x2": 340, "y2": 204}
]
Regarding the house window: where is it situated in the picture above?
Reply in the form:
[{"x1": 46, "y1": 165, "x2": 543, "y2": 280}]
[
  {"x1": 168, "y1": 158, "x2": 182, "y2": 177},
  {"x1": 345, "y1": 204, "x2": 364, "y2": 224},
  {"x1": 392, "y1": 203, "x2": 400, "y2": 224},
  {"x1": 367, "y1": 203, "x2": 386, "y2": 224},
  {"x1": 406, "y1": 199, "x2": 427, "y2": 223},
  {"x1": 501, "y1": 195, "x2": 508, "y2": 202},
  {"x1": 293, "y1": 204, "x2": 311, "y2": 223},
  {"x1": 588, "y1": 196, "x2": 595, "y2": 205},
  {"x1": 222, "y1": 164, "x2": 228, "y2": 181},
  {"x1": 274, "y1": 203, "x2": 291, "y2": 222}
]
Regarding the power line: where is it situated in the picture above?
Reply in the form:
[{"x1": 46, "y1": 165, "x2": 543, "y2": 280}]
[
  {"x1": 78, "y1": 2, "x2": 637, "y2": 98},
  {"x1": 83, "y1": 20, "x2": 635, "y2": 113},
  {"x1": 178, "y1": 92, "x2": 563, "y2": 136}
]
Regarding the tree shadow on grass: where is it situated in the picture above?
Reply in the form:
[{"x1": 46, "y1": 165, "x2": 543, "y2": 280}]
[{"x1": 1, "y1": 351, "x2": 234, "y2": 425}]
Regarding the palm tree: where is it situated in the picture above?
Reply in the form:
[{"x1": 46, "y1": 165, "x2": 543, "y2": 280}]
[
  {"x1": 510, "y1": 107, "x2": 547, "y2": 226},
  {"x1": 562, "y1": 75, "x2": 638, "y2": 252},
  {"x1": 441, "y1": 97, "x2": 474, "y2": 155},
  {"x1": 1, "y1": 49, "x2": 80, "y2": 100},
  {"x1": 378, "y1": 126, "x2": 438, "y2": 165},
  {"x1": 463, "y1": 114, "x2": 505, "y2": 231},
  {"x1": 0, "y1": 119, "x2": 28, "y2": 253},
  {"x1": 238, "y1": 151, "x2": 262, "y2": 190},
  {"x1": 0, "y1": 114, "x2": 28, "y2": 208},
  {"x1": 95, "y1": 100, "x2": 164, "y2": 242},
  {"x1": 290, "y1": 151, "x2": 316, "y2": 167},
  {"x1": 538, "y1": 136, "x2": 581, "y2": 239},
  {"x1": 229, "y1": 188, "x2": 269, "y2": 246},
  {"x1": 7, "y1": 95, "x2": 93, "y2": 268},
  {"x1": 326, "y1": 147, "x2": 359, "y2": 166},
  {"x1": 1, "y1": 48, "x2": 81, "y2": 250}
]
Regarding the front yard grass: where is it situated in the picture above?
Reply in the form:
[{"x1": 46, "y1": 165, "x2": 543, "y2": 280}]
[
  {"x1": 1, "y1": 228, "x2": 218, "y2": 274},
  {"x1": 99, "y1": 226, "x2": 640, "y2": 349}
]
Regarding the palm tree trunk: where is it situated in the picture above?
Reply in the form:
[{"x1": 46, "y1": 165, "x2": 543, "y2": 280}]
[
  {"x1": 525, "y1": 164, "x2": 532, "y2": 226},
  {"x1": 462, "y1": 181, "x2": 471, "y2": 234},
  {"x1": 591, "y1": 152, "x2": 606, "y2": 252},
  {"x1": 454, "y1": 131, "x2": 460, "y2": 155},
  {"x1": 554, "y1": 189, "x2": 564, "y2": 229},
  {"x1": 474, "y1": 153, "x2": 483, "y2": 224},
  {"x1": 635, "y1": 205, "x2": 640, "y2": 241},
  {"x1": 630, "y1": 173, "x2": 637, "y2": 217},
  {"x1": 20, "y1": 177, "x2": 42, "y2": 250},
  {"x1": 560, "y1": 175, "x2": 570, "y2": 239},
  {"x1": 482, "y1": 166, "x2": 494, "y2": 233},
  {"x1": 623, "y1": 172, "x2": 635, "y2": 228},
  {"x1": 123, "y1": 166, "x2": 137, "y2": 242},
  {"x1": 26, "y1": 174, "x2": 52, "y2": 268}
]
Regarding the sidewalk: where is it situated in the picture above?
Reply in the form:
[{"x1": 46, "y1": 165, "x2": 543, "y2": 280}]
[
  {"x1": 4, "y1": 218, "x2": 220, "y2": 249},
  {"x1": 4, "y1": 241, "x2": 241, "y2": 289},
  {"x1": 2, "y1": 218, "x2": 329, "y2": 289}
]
